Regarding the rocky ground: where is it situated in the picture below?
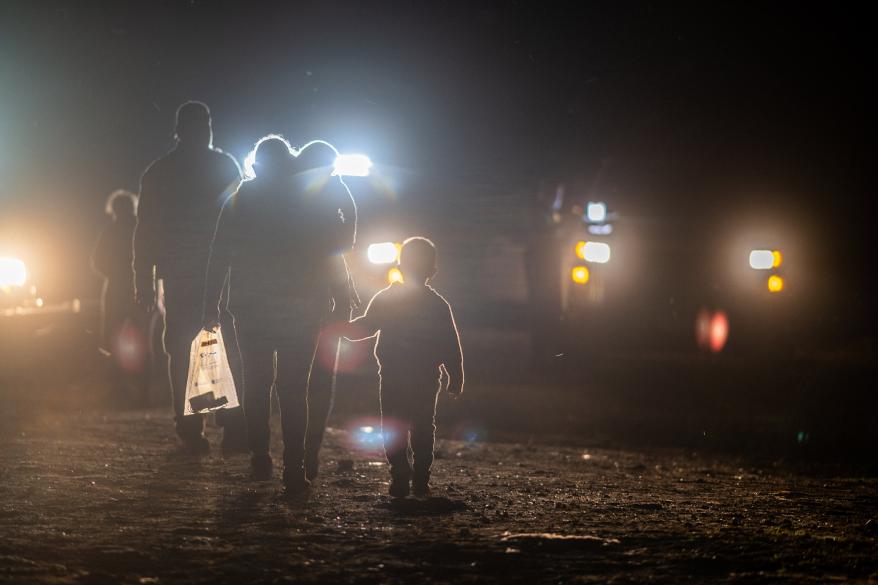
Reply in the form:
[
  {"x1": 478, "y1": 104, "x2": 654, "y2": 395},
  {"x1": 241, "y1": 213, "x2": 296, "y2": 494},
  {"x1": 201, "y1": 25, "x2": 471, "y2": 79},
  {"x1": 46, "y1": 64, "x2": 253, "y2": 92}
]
[{"x1": 1, "y1": 407, "x2": 877, "y2": 584}]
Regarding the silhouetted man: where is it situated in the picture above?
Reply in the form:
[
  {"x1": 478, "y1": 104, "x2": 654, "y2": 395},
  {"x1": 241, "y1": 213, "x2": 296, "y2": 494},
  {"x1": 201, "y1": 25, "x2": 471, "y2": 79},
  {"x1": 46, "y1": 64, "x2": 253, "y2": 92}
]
[
  {"x1": 134, "y1": 101, "x2": 245, "y2": 454},
  {"x1": 203, "y1": 136, "x2": 349, "y2": 494},
  {"x1": 292, "y1": 141, "x2": 359, "y2": 481}
]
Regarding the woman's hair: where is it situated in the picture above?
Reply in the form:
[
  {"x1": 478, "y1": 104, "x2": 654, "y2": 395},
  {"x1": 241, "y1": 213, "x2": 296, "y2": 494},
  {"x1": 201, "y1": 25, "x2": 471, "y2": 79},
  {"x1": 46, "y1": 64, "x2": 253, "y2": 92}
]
[
  {"x1": 105, "y1": 189, "x2": 138, "y2": 217},
  {"x1": 243, "y1": 134, "x2": 295, "y2": 178}
]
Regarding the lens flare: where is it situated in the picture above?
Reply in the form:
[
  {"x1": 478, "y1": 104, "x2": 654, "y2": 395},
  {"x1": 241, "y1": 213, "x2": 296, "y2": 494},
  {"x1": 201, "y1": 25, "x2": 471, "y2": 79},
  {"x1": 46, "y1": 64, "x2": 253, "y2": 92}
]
[
  {"x1": 696, "y1": 309, "x2": 729, "y2": 353},
  {"x1": 344, "y1": 417, "x2": 396, "y2": 453},
  {"x1": 768, "y1": 275, "x2": 784, "y2": 293},
  {"x1": 708, "y1": 311, "x2": 729, "y2": 353},
  {"x1": 111, "y1": 322, "x2": 147, "y2": 372},
  {"x1": 571, "y1": 266, "x2": 589, "y2": 285},
  {"x1": 0, "y1": 257, "x2": 27, "y2": 288},
  {"x1": 387, "y1": 267, "x2": 404, "y2": 284},
  {"x1": 314, "y1": 320, "x2": 372, "y2": 374}
]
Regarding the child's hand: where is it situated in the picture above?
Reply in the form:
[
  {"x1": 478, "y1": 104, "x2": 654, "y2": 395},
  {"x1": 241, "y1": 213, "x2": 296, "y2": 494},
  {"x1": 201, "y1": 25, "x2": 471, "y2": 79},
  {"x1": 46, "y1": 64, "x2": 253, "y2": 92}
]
[{"x1": 446, "y1": 381, "x2": 463, "y2": 398}]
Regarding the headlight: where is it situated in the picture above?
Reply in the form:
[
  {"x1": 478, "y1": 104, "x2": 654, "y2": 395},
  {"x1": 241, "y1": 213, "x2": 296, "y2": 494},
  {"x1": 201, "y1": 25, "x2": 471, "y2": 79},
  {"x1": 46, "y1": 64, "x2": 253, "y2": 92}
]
[
  {"x1": 333, "y1": 154, "x2": 372, "y2": 177},
  {"x1": 0, "y1": 257, "x2": 27, "y2": 289},
  {"x1": 367, "y1": 242, "x2": 401, "y2": 264},
  {"x1": 574, "y1": 241, "x2": 611, "y2": 264},
  {"x1": 749, "y1": 249, "x2": 782, "y2": 270}
]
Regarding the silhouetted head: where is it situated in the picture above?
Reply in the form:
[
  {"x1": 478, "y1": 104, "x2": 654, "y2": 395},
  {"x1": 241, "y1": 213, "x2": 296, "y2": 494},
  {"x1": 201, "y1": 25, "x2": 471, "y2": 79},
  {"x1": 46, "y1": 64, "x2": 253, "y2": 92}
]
[
  {"x1": 105, "y1": 189, "x2": 138, "y2": 220},
  {"x1": 399, "y1": 236, "x2": 438, "y2": 284},
  {"x1": 250, "y1": 135, "x2": 295, "y2": 180},
  {"x1": 294, "y1": 140, "x2": 337, "y2": 175},
  {"x1": 174, "y1": 101, "x2": 212, "y2": 148}
]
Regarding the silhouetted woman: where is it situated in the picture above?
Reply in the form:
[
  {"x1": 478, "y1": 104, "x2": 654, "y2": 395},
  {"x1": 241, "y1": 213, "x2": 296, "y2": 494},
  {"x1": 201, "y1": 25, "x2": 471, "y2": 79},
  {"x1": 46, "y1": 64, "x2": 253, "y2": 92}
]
[
  {"x1": 203, "y1": 136, "x2": 348, "y2": 494},
  {"x1": 91, "y1": 190, "x2": 149, "y2": 402}
]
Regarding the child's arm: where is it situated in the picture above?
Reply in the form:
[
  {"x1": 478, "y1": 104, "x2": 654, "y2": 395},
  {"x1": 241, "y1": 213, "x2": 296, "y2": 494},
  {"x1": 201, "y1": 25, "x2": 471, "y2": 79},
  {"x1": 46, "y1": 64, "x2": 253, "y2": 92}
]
[
  {"x1": 342, "y1": 289, "x2": 384, "y2": 341},
  {"x1": 439, "y1": 300, "x2": 464, "y2": 396}
]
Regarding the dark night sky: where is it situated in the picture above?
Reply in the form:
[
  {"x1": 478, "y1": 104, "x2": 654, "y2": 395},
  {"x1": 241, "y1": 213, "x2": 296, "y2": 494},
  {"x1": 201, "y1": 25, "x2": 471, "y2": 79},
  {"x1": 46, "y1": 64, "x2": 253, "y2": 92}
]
[{"x1": 0, "y1": 1, "x2": 872, "y2": 330}]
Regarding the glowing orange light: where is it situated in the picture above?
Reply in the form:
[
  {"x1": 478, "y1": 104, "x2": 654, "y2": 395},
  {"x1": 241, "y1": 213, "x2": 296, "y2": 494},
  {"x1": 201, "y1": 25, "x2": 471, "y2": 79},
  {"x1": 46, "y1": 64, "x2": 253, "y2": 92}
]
[
  {"x1": 574, "y1": 241, "x2": 587, "y2": 260},
  {"x1": 709, "y1": 311, "x2": 729, "y2": 353},
  {"x1": 695, "y1": 308, "x2": 729, "y2": 353},
  {"x1": 571, "y1": 266, "x2": 589, "y2": 285},
  {"x1": 767, "y1": 275, "x2": 784, "y2": 293},
  {"x1": 387, "y1": 267, "x2": 404, "y2": 284},
  {"x1": 772, "y1": 250, "x2": 783, "y2": 268}
]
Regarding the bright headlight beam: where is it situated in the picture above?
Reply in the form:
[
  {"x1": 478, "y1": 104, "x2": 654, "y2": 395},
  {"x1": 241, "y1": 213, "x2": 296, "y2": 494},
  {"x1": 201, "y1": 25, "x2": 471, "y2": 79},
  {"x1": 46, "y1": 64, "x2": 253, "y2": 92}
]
[
  {"x1": 0, "y1": 257, "x2": 27, "y2": 288},
  {"x1": 582, "y1": 241, "x2": 611, "y2": 264},
  {"x1": 749, "y1": 250, "x2": 775, "y2": 270},
  {"x1": 333, "y1": 154, "x2": 372, "y2": 177},
  {"x1": 367, "y1": 242, "x2": 400, "y2": 264}
]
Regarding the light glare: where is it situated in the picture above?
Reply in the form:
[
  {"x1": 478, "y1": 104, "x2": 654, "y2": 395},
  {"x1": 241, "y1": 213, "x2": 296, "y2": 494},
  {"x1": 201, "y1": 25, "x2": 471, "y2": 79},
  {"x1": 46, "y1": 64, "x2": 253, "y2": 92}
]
[
  {"x1": 768, "y1": 275, "x2": 784, "y2": 293},
  {"x1": 333, "y1": 154, "x2": 372, "y2": 177},
  {"x1": 0, "y1": 257, "x2": 27, "y2": 288},
  {"x1": 586, "y1": 202, "x2": 607, "y2": 223},
  {"x1": 582, "y1": 241, "x2": 611, "y2": 264},
  {"x1": 772, "y1": 250, "x2": 783, "y2": 268},
  {"x1": 367, "y1": 242, "x2": 401, "y2": 264},
  {"x1": 571, "y1": 266, "x2": 590, "y2": 285},
  {"x1": 749, "y1": 250, "x2": 775, "y2": 270},
  {"x1": 387, "y1": 267, "x2": 404, "y2": 284}
]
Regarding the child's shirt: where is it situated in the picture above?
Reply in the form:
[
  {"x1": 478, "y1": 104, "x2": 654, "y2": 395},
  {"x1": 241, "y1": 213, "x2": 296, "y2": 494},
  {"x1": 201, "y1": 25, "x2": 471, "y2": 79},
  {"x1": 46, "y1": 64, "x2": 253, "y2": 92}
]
[{"x1": 350, "y1": 282, "x2": 463, "y2": 387}]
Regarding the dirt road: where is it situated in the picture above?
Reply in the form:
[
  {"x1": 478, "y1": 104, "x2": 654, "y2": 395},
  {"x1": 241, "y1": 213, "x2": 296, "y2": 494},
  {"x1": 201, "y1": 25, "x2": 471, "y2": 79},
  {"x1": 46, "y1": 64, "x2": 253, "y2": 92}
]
[{"x1": 1, "y1": 409, "x2": 876, "y2": 584}]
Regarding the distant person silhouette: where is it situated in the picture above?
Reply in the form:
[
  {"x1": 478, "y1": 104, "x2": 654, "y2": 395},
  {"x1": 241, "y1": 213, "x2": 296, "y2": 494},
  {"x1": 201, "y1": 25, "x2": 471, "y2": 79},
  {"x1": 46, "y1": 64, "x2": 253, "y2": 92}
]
[
  {"x1": 133, "y1": 101, "x2": 246, "y2": 455},
  {"x1": 203, "y1": 135, "x2": 350, "y2": 494},
  {"x1": 345, "y1": 237, "x2": 464, "y2": 497},
  {"x1": 292, "y1": 141, "x2": 360, "y2": 481},
  {"x1": 91, "y1": 189, "x2": 149, "y2": 402}
]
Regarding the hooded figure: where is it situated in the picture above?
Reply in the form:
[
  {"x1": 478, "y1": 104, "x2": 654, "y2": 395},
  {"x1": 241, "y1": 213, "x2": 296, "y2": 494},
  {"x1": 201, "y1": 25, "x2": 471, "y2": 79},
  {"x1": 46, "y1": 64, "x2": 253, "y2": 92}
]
[
  {"x1": 133, "y1": 101, "x2": 245, "y2": 454},
  {"x1": 203, "y1": 135, "x2": 350, "y2": 494}
]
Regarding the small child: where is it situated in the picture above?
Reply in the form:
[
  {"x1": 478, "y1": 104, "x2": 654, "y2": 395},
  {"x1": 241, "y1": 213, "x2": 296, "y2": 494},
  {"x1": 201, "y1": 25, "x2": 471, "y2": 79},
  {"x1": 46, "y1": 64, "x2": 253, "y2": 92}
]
[{"x1": 346, "y1": 237, "x2": 464, "y2": 497}]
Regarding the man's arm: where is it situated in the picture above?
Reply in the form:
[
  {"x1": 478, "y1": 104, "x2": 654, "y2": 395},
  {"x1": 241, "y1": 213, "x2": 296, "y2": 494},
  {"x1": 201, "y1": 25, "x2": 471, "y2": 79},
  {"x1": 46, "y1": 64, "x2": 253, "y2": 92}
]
[
  {"x1": 439, "y1": 300, "x2": 464, "y2": 396},
  {"x1": 133, "y1": 170, "x2": 158, "y2": 309}
]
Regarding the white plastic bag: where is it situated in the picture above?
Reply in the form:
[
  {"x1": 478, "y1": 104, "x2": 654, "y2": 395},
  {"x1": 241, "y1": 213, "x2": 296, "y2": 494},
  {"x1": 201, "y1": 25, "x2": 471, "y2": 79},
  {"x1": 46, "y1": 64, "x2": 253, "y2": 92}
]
[{"x1": 183, "y1": 327, "x2": 240, "y2": 415}]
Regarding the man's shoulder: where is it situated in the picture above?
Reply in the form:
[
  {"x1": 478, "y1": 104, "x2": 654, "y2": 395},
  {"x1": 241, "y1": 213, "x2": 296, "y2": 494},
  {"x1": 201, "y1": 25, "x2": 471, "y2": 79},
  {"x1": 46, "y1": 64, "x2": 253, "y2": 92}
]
[{"x1": 141, "y1": 148, "x2": 176, "y2": 182}]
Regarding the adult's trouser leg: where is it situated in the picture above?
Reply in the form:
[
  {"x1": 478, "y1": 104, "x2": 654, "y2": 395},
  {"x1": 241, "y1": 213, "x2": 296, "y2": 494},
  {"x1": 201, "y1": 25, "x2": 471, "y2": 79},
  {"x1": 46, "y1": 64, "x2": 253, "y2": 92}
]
[
  {"x1": 277, "y1": 341, "x2": 318, "y2": 486},
  {"x1": 238, "y1": 338, "x2": 275, "y2": 457},
  {"x1": 162, "y1": 283, "x2": 204, "y2": 442},
  {"x1": 215, "y1": 311, "x2": 246, "y2": 448},
  {"x1": 305, "y1": 330, "x2": 338, "y2": 468}
]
